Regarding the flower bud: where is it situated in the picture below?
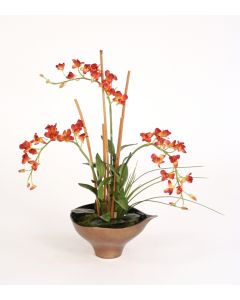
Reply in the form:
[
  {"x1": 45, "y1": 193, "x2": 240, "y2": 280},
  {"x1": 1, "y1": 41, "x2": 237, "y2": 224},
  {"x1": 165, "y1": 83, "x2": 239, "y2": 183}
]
[
  {"x1": 30, "y1": 184, "x2": 37, "y2": 190},
  {"x1": 189, "y1": 194, "x2": 197, "y2": 201}
]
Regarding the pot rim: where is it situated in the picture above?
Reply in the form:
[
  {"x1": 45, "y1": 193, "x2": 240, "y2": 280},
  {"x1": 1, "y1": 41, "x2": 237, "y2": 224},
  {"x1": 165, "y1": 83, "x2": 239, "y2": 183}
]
[{"x1": 70, "y1": 203, "x2": 157, "y2": 230}]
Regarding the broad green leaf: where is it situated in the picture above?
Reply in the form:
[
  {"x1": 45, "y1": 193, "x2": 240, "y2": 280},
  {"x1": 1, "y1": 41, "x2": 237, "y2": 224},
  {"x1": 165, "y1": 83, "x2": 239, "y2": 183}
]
[
  {"x1": 97, "y1": 177, "x2": 111, "y2": 201},
  {"x1": 96, "y1": 153, "x2": 105, "y2": 180},
  {"x1": 100, "y1": 212, "x2": 111, "y2": 222},
  {"x1": 71, "y1": 208, "x2": 95, "y2": 214},
  {"x1": 109, "y1": 164, "x2": 120, "y2": 178},
  {"x1": 97, "y1": 184, "x2": 104, "y2": 200},
  {"x1": 121, "y1": 143, "x2": 138, "y2": 151},
  {"x1": 118, "y1": 164, "x2": 128, "y2": 187},
  {"x1": 78, "y1": 183, "x2": 97, "y2": 196},
  {"x1": 115, "y1": 191, "x2": 128, "y2": 211},
  {"x1": 102, "y1": 177, "x2": 111, "y2": 185}
]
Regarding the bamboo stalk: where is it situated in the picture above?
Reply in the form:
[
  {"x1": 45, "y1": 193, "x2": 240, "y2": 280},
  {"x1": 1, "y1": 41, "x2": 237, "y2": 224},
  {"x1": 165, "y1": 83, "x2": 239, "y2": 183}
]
[
  {"x1": 111, "y1": 71, "x2": 131, "y2": 218},
  {"x1": 115, "y1": 71, "x2": 131, "y2": 167},
  {"x1": 102, "y1": 123, "x2": 107, "y2": 205},
  {"x1": 100, "y1": 50, "x2": 109, "y2": 159},
  {"x1": 100, "y1": 50, "x2": 109, "y2": 206},
  {"x1": 74, "y1": 99, "x2": 100, "y2": 216}
]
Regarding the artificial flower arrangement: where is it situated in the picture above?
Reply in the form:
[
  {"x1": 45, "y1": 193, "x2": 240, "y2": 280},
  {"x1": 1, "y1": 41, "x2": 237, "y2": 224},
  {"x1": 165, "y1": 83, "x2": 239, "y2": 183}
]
[{"x1": 18, "y1": 51, "x2": 218, "y2": 259}]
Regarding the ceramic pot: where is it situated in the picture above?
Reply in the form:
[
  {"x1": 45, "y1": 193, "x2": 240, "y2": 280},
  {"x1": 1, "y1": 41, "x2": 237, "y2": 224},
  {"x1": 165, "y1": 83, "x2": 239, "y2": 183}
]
[{"x1": 70, "y1": 204, "x2": 157, "y2": 259}]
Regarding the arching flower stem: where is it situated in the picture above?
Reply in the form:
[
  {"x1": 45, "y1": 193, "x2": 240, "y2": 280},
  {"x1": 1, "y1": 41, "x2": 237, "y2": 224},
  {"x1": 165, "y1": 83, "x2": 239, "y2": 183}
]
[
  {"x1": 130, "y1": 196, "x2": 224, "y2": 215},
  {"x1": 26, "y1": 141, "x2": 51, "y2": 187},
  {"x1": 132, "y1": 166, "x2": 204, "y2": 184}
]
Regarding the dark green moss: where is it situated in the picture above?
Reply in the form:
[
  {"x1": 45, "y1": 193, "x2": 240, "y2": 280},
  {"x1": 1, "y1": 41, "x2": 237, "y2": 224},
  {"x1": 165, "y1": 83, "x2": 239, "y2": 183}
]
[{"x1": 70, "y1": 203, "x2": 148, "y2": 228}]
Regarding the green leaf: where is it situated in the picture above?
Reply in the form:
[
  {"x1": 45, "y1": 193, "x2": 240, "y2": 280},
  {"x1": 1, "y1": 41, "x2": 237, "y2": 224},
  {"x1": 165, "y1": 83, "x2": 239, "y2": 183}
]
[
  {"x1": 115, "y1": 190, "x2": 128, "y2": 211},
  {"x1": 96, "y1": 153, "x2": 105, "y2": 180},
  {"x1": 108, "y1": 140, "x2": 115, "y2": 155},
  {"x1": 125, "y1": 162, "x2": 138, "y2": 196},
  {"x1": 97, "y1": 177, "x2": 111, "y2": 201},
  {"x1": 100, "y1": 212, "x2": 111, "y2": 222},
  {"x1": 97, "y1": 184, "x2": 104, "y2": 200},
  {"x1": 122, "y1": 152, "x2": 133, "y2": 165},
  {"x1": 121, "y1": 143, "x2": 138, "y2": 151},
  {"x1": 108, "y1": 164, "x2": 120, "y2": 178},
  {"x1": 71, "y1": 208, "x2": 95, "y2": 214},
  {"x1": 78, "y1": 183, "x2": 97, "y2": 196},
  {"x1": 102, "y1": 177, "x2": 111, "y2": 185},
  {"x1": 82, "y1": 162, "x2": 96, "y2": 167},
  {"x1": 118, "y1": 164, "x2": 128, "y2": 187}
]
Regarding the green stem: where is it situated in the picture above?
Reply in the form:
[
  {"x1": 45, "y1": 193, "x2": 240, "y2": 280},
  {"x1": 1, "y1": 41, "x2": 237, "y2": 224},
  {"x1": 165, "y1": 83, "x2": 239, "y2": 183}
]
[
  {"x1": 107, "y1": 94, "x2": 114, "y2": 166},
  {"x1": 120, "y1": 143, "x2": 171, "y2": 184},
  {"x1": 70, "y1": 140, "x2": 97, "y2": 182},
  {"x1": 127, "y1": 175, "x2": 163, "y2": 200},
  {"x1": 133, "y1": 166, "x2": 204, "y2": 184},
  {"x1": 174, "y1": 167, "x2": 185, "y2": 206},
  {"x1": 128, "y1": 180, "x2": 163, "y2": 202},
  {"x1": 130, "y1": 196, "x2": 224, "y2": 215},
  {"x1": 130, "y1": 198, "x2": 173, "y2": 209},
  {"x1": 124, "y1": 142, "x2": 172, "y2": 166},
  {"x1": 27, "y1": 141, "x2": 51, "y2": 185},
  {"x1": 40, "y1": 74, "x2": 99, "y2": 86}
]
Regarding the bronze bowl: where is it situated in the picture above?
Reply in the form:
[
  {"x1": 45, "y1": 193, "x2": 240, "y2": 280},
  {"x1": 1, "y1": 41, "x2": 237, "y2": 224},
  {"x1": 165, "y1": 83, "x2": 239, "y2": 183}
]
[{"x1": 70, "y1": 204, "x2": 157, "y2": 259}]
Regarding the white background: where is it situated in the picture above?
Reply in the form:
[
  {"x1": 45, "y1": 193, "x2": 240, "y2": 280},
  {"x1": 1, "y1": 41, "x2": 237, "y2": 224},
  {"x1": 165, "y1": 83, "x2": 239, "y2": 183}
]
[{"x1": 0, "y1": 16, "x2": 240, "y2": 284}]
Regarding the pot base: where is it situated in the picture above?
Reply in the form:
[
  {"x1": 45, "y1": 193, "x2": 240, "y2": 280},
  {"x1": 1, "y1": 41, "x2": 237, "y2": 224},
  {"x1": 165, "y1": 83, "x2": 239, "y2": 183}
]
[
  {"x1": 93, "y1": 246, "x2": 123, "y2": 259},
  {"x1": 71, "y1": 204, "x2": 157, "y2": 259}
]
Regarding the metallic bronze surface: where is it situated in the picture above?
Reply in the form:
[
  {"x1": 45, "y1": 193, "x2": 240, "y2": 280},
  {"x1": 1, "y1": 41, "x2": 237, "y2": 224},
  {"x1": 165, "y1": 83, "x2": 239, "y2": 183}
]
[{"x1": 72, "y1": 215, "x2": 157, "y2": 259}]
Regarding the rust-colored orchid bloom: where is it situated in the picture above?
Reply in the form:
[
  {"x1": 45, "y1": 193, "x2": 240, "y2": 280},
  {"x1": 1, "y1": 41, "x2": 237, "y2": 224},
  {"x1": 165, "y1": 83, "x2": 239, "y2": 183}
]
[
  {"x1": 71, "y1": 120, "x2": 83, "y2": 133},
  {"x1": 66, "y1": 72, "x2": 76, "y2": 79},
  {"x1": 154, "y1": 128, "x2": 171, "y2": 138},
  {"x1": 112, "y1": 91, "x2": 128, "y2": 105},
  {"x1": 140, "y1": 132, "x2": 153, "y2": 143},
  {"x1": 29, "y1": 160, "x2": 39, "y2": 171},
  {"x1": 176, "y1": 185, "x2": 183, "y2": 194},
  {"x1": 90, "y1": 63, "x2": 99, "y2": 72},
  {"x1": 101, "y1": 80, "x2": 111, "y2": 91},
  {"x1": 91, "y1": 70, "x2": 101, "y2": 80},
  {"x1": 32, "y1": 133, "x2": 45, "y2": 145},
  {"x1": 72, "y1": 59, "x2": 83, "y2": 69},
  {"x1": 155, "y1": 137, "x2": 172, "y2": 149},
  {"x1": 171, "y1": 140, "x2": 187, "y2": 153},
  {"x1": 19, "y1": 141, "x2": 31, "y2": 152},
  {"x1": 56, "y1": 63, "x2": 65, "y2": 70},
  {"x1": 44, "y1": 124, "x2": 59, "y2": 141},
  {"x1": 181, "y1": 173, "x2": 193, "y2": 184},
  {"x1": 22, "y1": 153, "x2": 30, "y2": 164},
  {"x1": 151, "y1": 154, "x2": 165, "y2": 166},
  {"x1": 82, "y1": 64, "x2": 91, "y2": 74},
  {"x1": 79, "y1": 133, "x2": 87, "y2": 143},
  {"x1": 58, "y1": 129, "x2": 74, "y2": 142},
  {"x1": 164, "y1": 180, "x2": 174, "y2": 195},
  {"x1": 29, "y1": 148, "x2": 38, "y2": 155},
  {"x1": 160, "y1": 170, "x2": 175, "y2": 181},
  {"x1": 100, "y1": 80, "x2": 116, "y2": 96},
  {"x1": 169, "y1": 155, "x2": 180, "y2": 168},
  {"x1": 105, "y1": 70, "x2": 117, "y2": 82}
]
